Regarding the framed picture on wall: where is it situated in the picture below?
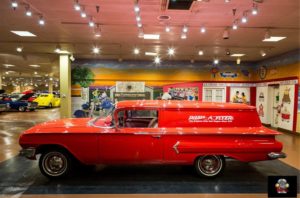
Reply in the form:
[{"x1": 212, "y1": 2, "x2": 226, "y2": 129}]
[{"x1": 230, "y1": 87, "x2": 250, "y2": 104}]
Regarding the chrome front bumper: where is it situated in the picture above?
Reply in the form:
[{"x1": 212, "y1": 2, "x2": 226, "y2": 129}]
[
  {"x1": 268, "y1": 152, "x2": 287, "y2": 159},
  {"x1": 20, "y1": 148, "x2": 36, "y2": 159}
]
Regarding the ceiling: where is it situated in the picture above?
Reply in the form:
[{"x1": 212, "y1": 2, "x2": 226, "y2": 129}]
[{"x1": 0, "y1": 0, "x2": 299, "y2": 77}]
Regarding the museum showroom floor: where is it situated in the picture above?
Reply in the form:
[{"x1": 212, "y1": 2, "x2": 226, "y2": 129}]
[{"x1": 0, "y1": 108, "x2": 299, "y2": 198}]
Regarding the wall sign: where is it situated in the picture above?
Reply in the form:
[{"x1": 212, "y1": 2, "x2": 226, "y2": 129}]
[{"x1": 258, "y1": 66, "x2": 267, "y2": 79}]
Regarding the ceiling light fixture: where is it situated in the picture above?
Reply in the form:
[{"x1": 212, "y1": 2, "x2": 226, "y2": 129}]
[
  {"x1": 11, "y1": 0, "x2": 18, "y2": 9},
  {"x1": 181, "y1": 33, "x2": 187, "y2": 39},
  {"x1": 136, "y1": 15, "x2": 141, "y2": 22},
  {"x1": 70, "y1": 55, "x2": 75, "y2": 61},
  {"x1": 214, "y1": 59, "x2": 219, "y2": 64},
  {"x1": 200, "y1": 26, "x2": 206, "y2": 33},
  {"x1": 241, "y1": 12, "x2": 248, "y2": 23},
  {"x1": 81, "y1": 7, "x2": 87, "y2": 18},
  {"x1": 137, "y1": 22, "x2": 142, "y2": 28},
  {"x1": 94, "y1": 24, "x2": 101, "y2": 37},
  {"x1": 225, "y1": 49, "x2": 230, "y2": 55},
  {"x1": 34, "y1": 71, "x2": 38, "y2": 75},
  {"x1": 3, "y1": 64, "x2": 15, "y2": 67},
  {"x1": 143, "y1": 34, "x2": 160, "y2": 40},
  {"x1": 134, "y1": 5, "x2": 140, "y2": 13},
  {"x1": 92, "y1": 46, "x2": 100, "y2": 54},
  {"x1": 263, "y1": 36, "x2": 286, "y2": 42},
  {"x1": 89, "y1": 18, "x2": 95, "y2": 27},
  {"x1": 237, "y1": 58, "x2": 241, "y2": 64},
  {"x1": 252, "y1": 4, "x2": 258, "y2": 15},
  {"x1": 165, "y1": 26, "x2": 170, "y2": 32},
  {"x1": 168, "y1": 48, "x2": 175, "y2": 56},
  {"x1": 133, "y1": 48, "x2": 140, "y2": 55},
  {"x1": 25, "y1": 6, "x2": 32, "y2": 16},
  {"x1": 29, "y1": 64, "x2": 40, "y2": 67},
  {"x1": 231, "y1": 54, "x2": 245, "y2": 57},
  {"x1": 54, "y1": 44, "x2": 61, "y2": 53},
  {"x1": 182, "y1": 25, "x2": 188, "y2": 33},
  {"x1": 232, "y1": 20, "x2": 238, "y2": 30},
  {"x1": 11, "y1": 31, "x2": 36, "y2": 37},
  {"x1": 225, "y1": 0, "x2": 230, "y2": 3},
  {"x1": 198, "y1": 50, "x2": 204, "y2": 56},
  {"x1": 154, "y1": 56, "x2": 161, "y2": 64},
  {"x1": 223, "y1": 29, "x2": 230, "y2": 39},
  {"x1": 145, "y1": 52, "x2": 157, "y2": 56},
  {"x1": 74, "y1": 0, "x2": 81, "y2": 11},
  {"x1": 16, "y1": 46, "x2": 23, "y2": 52},
  {"x1": 264, "y1": 29, "x2": 271, "y2": 40},
  {"x1": 260, "y1": 50, "x2": 266, "y2": 57},
  {"x1": 38, "y1": 16, "x2": 45, "y2": 25}
]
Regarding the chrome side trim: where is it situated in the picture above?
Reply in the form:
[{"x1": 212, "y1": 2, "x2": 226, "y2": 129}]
[
  {"x1": 20, "y1": 148, "x2": 36, "y2": 159},
  {"x1": 173, "y1": 141, "x2": 180, "y2": 154},
  {"x1": 268, "y1": 152, "x2": 287, "y2": 159}
]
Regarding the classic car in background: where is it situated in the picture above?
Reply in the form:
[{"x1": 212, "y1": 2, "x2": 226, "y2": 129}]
[
  {"x1": 0, "y1": 93, "x2": 38, "y2": 112},
  {"x1": 19, "y1": 100, "x2": 285, "y2": 178},
  {"x1": 34, "y1": 93, "x2": 60, "y2": 108}
]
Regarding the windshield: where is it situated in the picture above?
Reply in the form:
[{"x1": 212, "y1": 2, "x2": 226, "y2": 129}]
[{"x1": 93, "y1": 107, "x2": 115, "y2": 127}]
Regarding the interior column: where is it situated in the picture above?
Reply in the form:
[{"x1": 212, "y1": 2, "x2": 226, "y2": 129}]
[
  {"x1": 0, "y1": 73, "x2": 2, "y2": 90},
  {"x1": 48, "y1": 79, "x2": 53, "y2": 93},
  {"x1": 59, "y1": 55, "x2": 71, "y2": 118}
]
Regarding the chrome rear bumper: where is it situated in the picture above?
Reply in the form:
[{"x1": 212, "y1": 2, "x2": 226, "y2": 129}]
[
  {"x1": 268, "y1": 152, "x2": 287, "y2": 159},
  {"x1": 20, "y1": 148, "x2": 36, "y2": 159}
]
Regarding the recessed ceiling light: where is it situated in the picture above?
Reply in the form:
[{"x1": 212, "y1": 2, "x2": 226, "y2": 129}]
[
  {"x1": 231, "y1": 54, "x2": 245, "y2": 57},
  {"x1": 145, "y1": 52, "x2": 157, "y2": 56},
  {"x1": 214, "y1": 59, "x2": 219, "y2": 64},
  {"x1": 263, "y1": 36, "x2": 286, "y2": 42},
  {"x1": 29, "y1": 64, "x2": 40, "y2": 68},
  {"x1": 34, "y1": 71, "x2": 38, "y2": 74},
  {"x1": 143, "y1": 34, "x2": 160, "y2": 40},
  {"x1": 3, "y1": 64, "x2": 15, "y2": 67},
  {"x1": 182, "y1": 25, "x2": 188, "y2": 33},
  {"x1": 11, "y1": 31, "x2": 36, "y2": 37},
  {"x1": 165, "y1": 26, "x2": 171, "y2": 32},
  {"x1": 198, "y1": 50, "x2": 204, "y2": 55}
]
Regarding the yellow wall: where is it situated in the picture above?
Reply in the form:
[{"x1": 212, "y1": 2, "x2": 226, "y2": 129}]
[{"x1": 253, "y1": 62, "x2": 300, "y2": 81}]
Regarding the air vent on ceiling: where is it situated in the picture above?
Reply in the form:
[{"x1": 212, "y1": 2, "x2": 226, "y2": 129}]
[{"x1": 168, "y1": 0, "x2": 194, "y2": 10}]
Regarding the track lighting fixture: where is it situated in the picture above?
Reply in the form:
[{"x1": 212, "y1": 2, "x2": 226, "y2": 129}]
[
  {"x1": 11, "y1": 0, "x2": 18, "y2": 10},
  {"x1": 74, "y1": 0, "x2": 81, "y2": 11},
  {"x1": 133, "y1": 48, "x2": 140, "y2": 55},
  {"x1": 241, "y1": 12, "x2": 248, "y2": 23},
  {"x1": 198, "y1": 50, "x2": 204, "y2": 56},
  {"x1": 165, "y1": 26, "x2": 171, "y2": 32},
  {"x1": 16, "y1": 46, "x2": 23, "y2": 52},
  {"x1": 264, "y1": 29, "x2": 271, "y2": 40},
  {"x1": 182, "y1": 25, "x2": 188, "y2": 33},
  {"x1": 154, "y1": 56, "x2": 161, "y2": 64},
  {"x1": 181, "y1": 33, "x2": 187, "y2": 39},
  {"x1": 54, "y1": 44, "x2": 61, "y2": 53},
  {"x1": 252, "y1": 4, "x2": 258, "y2": 15},
  {"x1": 25, "y1": 6, "x2": 32, "y2": 16},
  {"x1": 81, "y1": 7, "x2": 87, "y2": 18},
  {"x1": 134, "y1": 4, "x2": 140, "y2": 13},
  {"x1": 214, "y1": 59, "x2": 219, "y2": 64},
  {"x1": 200, "y1": 26, "x2": 206, "y2": 33},
  {"x1": 168, "y1": 48, "x2": 175, "y2": 56},
  {"x1": 237, "y1": 58, "x2": 241, "y2": 64},
  {"x1": 38, "y1": 16, "x2": 45, "y2": 25},
  {"x1": 89, "y1": 17, "x2": 95, "y2": 27},
  {"x1": 92, "y1": 46, "x2": 100, "y2": 54}
]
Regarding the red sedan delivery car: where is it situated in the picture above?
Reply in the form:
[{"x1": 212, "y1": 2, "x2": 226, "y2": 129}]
[{"x1": 19, "y1": 100, "x2": 286, "y2": 178}]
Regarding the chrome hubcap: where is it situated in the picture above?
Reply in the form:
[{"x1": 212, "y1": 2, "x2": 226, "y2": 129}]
[
  {"x1": 43, "y1": 152, "x2": 67, "y2": 176},
  {"x1": 198, "y1": 155, "x2": 222, "y2": 175}
]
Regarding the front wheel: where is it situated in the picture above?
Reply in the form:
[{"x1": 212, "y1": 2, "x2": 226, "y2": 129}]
[
  {"x1": 18, "y1": 106, "x2": 26, "y2": 112},
  {"x1": 39, "y1": 149, "x2": 73, "y2": 179},
  {"x1": 194, "y1": 155, "x2": 225, "y2": 177}
]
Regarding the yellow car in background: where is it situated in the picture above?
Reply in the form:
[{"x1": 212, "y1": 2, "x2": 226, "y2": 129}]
[{"x1": 34, "y1": 93, "x2": 60, "y2": 108}]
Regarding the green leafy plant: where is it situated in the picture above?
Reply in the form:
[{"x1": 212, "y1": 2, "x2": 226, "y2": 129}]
[{"x1": 71, "y1": 66, "x2": 95, "y2": 88}]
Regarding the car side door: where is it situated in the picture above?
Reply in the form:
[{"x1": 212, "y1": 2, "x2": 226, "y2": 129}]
[{"x1": 98, "y1": 109, "x2": 163, "y2": 164}]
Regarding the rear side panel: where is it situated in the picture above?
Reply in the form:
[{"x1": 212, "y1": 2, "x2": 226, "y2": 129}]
[{"x1": 163, "y1": 134, "x2": 283, "y2": 164}]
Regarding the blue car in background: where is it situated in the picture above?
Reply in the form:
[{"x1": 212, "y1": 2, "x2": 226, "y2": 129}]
[{"x1": 0, "y1": 93, "x2": 38, "y2": 112}]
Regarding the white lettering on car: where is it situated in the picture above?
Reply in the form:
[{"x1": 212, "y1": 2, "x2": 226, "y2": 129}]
[{"x1": 188, "y1": 115, "x2": 234, "y2": 123}]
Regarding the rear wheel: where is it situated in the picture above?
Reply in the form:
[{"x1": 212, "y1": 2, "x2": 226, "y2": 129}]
[
  {"x1": 194, "y1": 155, "x2": 225, "y2": 177},
  {"x1": 39, "y1": 149, "x2": 73, "y2": 179},
  {"x1": 48, "y1": 103, "x2": 52, "y2": 108}
]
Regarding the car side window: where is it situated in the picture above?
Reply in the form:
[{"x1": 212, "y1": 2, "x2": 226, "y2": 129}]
[{"x1": 117, "y1": 110, "x2": 158, "y2": 128}]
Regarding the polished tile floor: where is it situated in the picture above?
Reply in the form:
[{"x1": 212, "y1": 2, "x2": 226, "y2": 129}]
[{"x1": 0, "y1": 108, "x2": 299, "y2": 198}]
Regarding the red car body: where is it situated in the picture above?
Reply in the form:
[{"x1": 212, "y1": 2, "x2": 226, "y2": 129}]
[{"x1": 19, "y1": 100, "x2": 285, "y2": 178}]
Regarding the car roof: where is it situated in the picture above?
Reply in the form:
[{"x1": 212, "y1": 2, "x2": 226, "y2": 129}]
[{"x1": 115, "y1": 100, "x2": 255, "y2": 110}]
